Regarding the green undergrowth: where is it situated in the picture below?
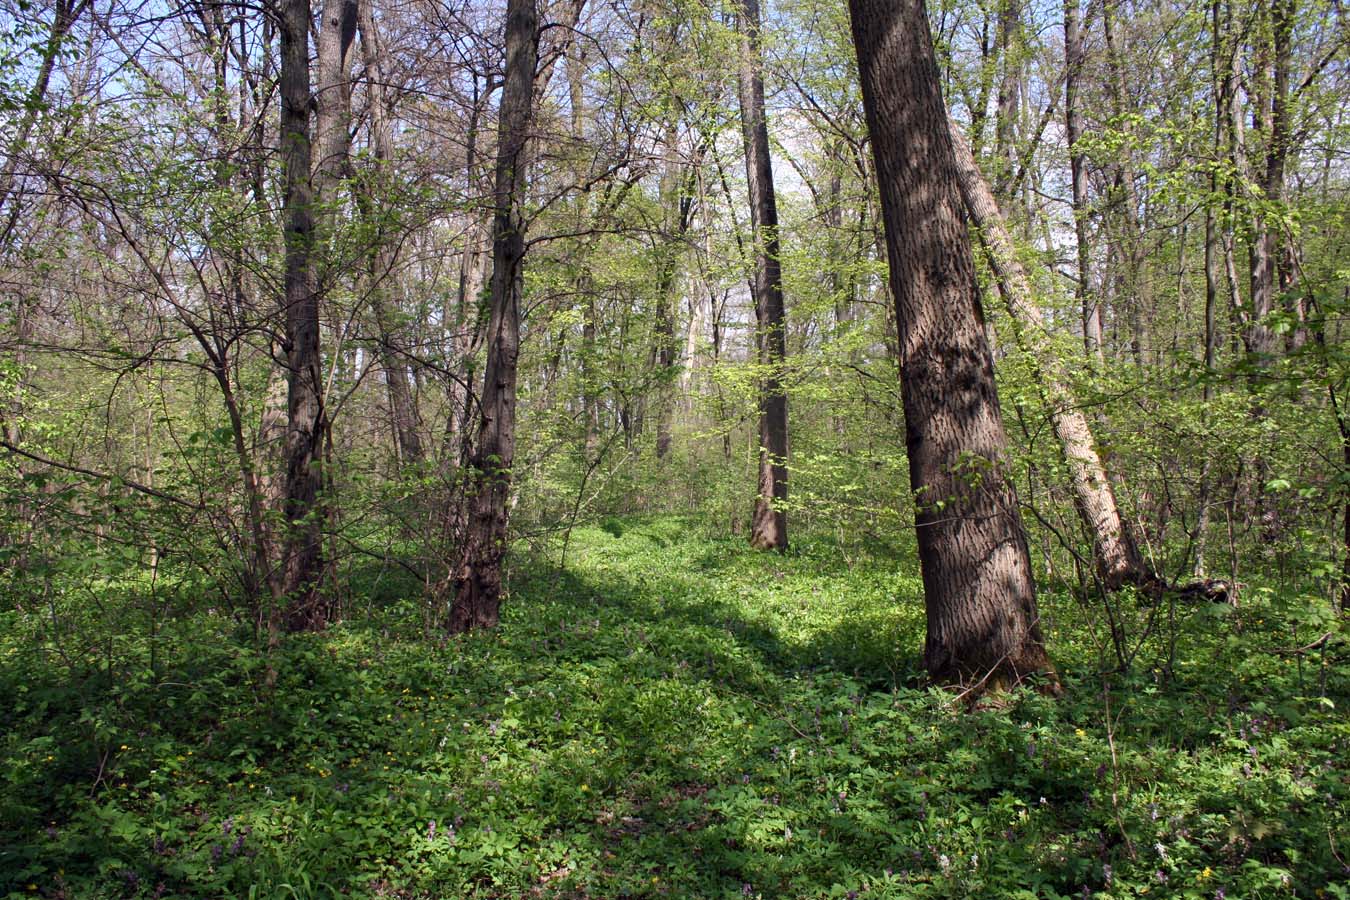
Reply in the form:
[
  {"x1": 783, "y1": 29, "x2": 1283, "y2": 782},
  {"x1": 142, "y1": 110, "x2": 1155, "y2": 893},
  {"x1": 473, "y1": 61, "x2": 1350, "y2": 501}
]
[{"x1": 1, "y1": 517, "x2": 1346, "y2": 898}]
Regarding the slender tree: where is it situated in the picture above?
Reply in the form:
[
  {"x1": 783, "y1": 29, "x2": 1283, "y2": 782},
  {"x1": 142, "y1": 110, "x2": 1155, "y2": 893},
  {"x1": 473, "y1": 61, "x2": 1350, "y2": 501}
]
[
  {"x1": 448, "y1": 0, "x2": 540, "y2": 633},
  {"x1": 735, "y1": 0, "x2": 789, "y2": 551},
  {"x1": 356, "y1": 0, "x2": 423, "y2": 466},
  {"x1": 848, "y1": 0, "x2": 1057, "y2": 690},
  {"x1": 1063, "y1": 0, "x2": 1102, "y2": 362}
]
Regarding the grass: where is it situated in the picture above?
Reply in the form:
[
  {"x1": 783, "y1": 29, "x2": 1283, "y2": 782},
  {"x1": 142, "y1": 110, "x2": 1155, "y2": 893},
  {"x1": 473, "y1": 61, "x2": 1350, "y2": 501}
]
[{"x1": 1, "y1": 516, "x2": 1346, "y2": 898}]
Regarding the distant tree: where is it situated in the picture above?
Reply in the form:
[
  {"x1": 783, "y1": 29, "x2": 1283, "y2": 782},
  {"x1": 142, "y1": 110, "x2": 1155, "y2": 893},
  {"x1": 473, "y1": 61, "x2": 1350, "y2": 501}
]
[{"x1": 848, "y1": 0, "x2": 1057, "y2": 690}]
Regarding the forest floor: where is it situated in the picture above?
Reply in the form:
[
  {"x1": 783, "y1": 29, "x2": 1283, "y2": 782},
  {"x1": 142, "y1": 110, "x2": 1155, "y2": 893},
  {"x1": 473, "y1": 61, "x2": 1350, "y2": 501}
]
[{"x1": 2, "y1": 516, "x2": 1347, "y2": 899}]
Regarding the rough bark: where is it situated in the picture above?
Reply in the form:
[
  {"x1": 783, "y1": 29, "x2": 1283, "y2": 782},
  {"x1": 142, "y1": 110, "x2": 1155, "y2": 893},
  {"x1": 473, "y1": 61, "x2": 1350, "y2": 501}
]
[
  {"x1": 735, "y1": 0, "x2": 789, "y2": 552},
  {"x1": 279, "y1": 0, "x2": 329, "y2": 630},
  {"x1": 848, "y1": 0, "x2": 1056, "y2": 690},
  {"x1": 313, "y1": 0, "x2": 357, "y2": 205},
  {"x1": 448, "y1": 0, "x2": 539, "y2": 634},
  {"x1": 948, "y1": 120, "x2": 1152, "y2": 591}
]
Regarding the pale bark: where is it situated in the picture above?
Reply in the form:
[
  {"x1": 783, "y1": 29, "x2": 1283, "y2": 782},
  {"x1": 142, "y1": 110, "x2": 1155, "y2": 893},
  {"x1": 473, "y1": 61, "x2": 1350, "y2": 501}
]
[
  {"x1": 313, "y1": 0, "x2": 357, "y2": 206},
  {"x1": 653, "y1": 118, "x2": 691, "y2": 461},
  {"x1": 948, "y1": 120, "x2": 1151, "y2": 590},
  {"x1": 849, "y1": 0, "x2": 1056, "y2": 690}
]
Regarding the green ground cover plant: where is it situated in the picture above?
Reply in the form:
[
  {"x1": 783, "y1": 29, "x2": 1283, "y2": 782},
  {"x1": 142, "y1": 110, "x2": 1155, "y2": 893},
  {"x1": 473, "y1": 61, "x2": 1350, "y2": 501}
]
[{"x1": 2, "y1": 517, "x2": 1345, "y2": 899}]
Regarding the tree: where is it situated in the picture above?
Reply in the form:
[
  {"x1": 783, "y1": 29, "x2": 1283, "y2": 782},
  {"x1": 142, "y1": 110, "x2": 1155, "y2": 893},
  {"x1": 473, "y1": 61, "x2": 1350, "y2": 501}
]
[
  {"x1": 847, "y1": 0, "x2": 1056, "y2": 689},
  {"x1": 946, "y1": 119, "x2": 1154, "y2": 592},
  {"x1": 448, "y1": 0, "x2": 541, "y2": 633},
  {"x1": 279, "y1": 0, "x2": 329, "y2": 630},
  {"x1": 735, "y1": 0, "x2": 789, "y2": 552},
  {"x1": 1063, "y1": 0, "x2": 1102, "y2": 363}
]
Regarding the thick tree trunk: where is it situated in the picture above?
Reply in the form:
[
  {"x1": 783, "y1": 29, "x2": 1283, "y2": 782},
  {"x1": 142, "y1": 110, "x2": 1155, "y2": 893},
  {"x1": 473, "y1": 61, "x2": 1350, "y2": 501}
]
[
  {"x1": 279, "y1": 0, "x2": 329, "y2": 630},
  {"x1": 448, "y1": 0, "x2": 539, "y2": 634},
  {"x1": 735, "y1": 0, "x2": 789, "y2": 552},
  {"x1": 849, "y1": 0, "x2": 1056, "y2": 691},
  {"x1": 948, "y1": 120, "x2": 1151, "y2": 591},
  {"x1": 1064, "y1": 0, "x2": 1102, "y2": 362}
]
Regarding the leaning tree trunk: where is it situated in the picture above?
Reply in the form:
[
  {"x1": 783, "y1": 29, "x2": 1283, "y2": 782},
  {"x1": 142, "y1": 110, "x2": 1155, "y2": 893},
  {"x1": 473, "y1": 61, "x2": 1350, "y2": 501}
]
[
  {"x1": 735, "y1": 0, "x2": 789, "y2": 551},
  {"x1": 947, "y1": 119, "x2": 1153, "y2": 591},
  {"x1": 447, "y1": 0, "x2": 539, "y2": 634},
  {"x1": 848, "y1": 0, "x2": 1057, "y2": 691},
  {"x1": 279, "y1": 0, "x2": 329, "y2": 630}
]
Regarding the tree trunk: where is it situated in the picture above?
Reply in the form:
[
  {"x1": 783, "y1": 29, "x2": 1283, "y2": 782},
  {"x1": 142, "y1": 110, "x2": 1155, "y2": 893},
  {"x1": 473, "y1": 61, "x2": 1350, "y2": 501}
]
[
  {"x1": 653, "y1": 118, "x2": 692, "y2": 461},
  {"x1": 992, "y1": 0, "x2": 1022, "y2": 197},
  {"x1": 848, "y1": 0, "x2": 1056, "y2": 691},
  {"x1": 448, "y1": 0, "x2": 539, "y2": 634},
  {"x1": 313, "y1": 0, "x2": 357, "y2": 205},
  {"x1": 1064, "y1": 0, "x2": 1102, "y2": 362},
  {"x1": 445, "y1": 79, "x2": 493, "y2": 468},
  {"x1": 1101, "y1": 1, "x2": 1149, "y2": 367},
  {"x1": 356, "y1": 0, "x2": 422, "y2": 466},
  {"x1": 735, "y1": 0, "x2": 789, "y2": 552},
  {"x1": 1196, "y1": 0, "x2": 1228, "y2": 577},
  {"x1": 947, "y1": 120, "x2": 1152, "y2": 591},
  {"x1": 279, "y1": 0, "x2": 329, "y2": 630}
]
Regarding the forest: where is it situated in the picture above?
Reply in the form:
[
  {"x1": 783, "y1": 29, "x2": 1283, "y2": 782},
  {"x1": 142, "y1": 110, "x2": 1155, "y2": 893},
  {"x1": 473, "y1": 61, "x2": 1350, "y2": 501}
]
[{"x1": 0, "y1": 0, "x2": 1347, "y2": 895}]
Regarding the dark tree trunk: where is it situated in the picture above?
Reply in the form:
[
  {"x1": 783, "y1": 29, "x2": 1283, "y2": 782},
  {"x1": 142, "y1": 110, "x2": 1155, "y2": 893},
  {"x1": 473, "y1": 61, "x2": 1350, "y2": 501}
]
[
  {"x1": 448, "y1": 0, "x2": 539, "y2": 634},
  {"x1": 848, "y1": 0, "x2": 1057, "y2": 691},
  {"x1": 735, "y1": 0, "x2": 789, "y2": 552},
  {"x1": 279, "y1": 0, "x2": 329, "y2": 630},
  {"x1": 445, "y1": 78, "x2": 492, "y2": 469}
]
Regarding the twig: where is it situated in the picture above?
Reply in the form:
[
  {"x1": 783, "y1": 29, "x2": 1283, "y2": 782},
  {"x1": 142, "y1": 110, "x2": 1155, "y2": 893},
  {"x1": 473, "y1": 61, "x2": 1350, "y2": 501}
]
[{"x1": 0, "y1": 439, "x2": 201, "y2": 509}]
